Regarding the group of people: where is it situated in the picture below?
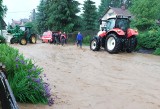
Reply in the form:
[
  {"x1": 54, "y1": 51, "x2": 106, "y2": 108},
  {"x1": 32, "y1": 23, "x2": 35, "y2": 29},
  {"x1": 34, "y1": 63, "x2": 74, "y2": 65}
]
[
  {"x1": 51, "y1": 31, "x2": 84, "y2": 48},
  {"x1": 52, "y1": 31, "x2": 67, "y2": 46}
]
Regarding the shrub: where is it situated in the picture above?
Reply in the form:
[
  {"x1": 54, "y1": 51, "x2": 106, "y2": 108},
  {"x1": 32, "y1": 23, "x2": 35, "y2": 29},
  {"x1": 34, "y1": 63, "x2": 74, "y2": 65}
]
[
  {"x1": 131, "y1": 18, "x2": 155, "y2": 31},
  {"x1": 153, "y1": 48, "x2": 160, "y2": 55},
  {"x1": 0, "y1": 35, "x2": 6, "y2": 44},
  {"x1": 137, "y1": 27, "x2": 160, "y2": 50},
  {"x1": 0, "y1": 44, "x2": 54, "y2": 105},
  {"x1": 83, "y1": 35, "x2": 91, "y2": 45}
]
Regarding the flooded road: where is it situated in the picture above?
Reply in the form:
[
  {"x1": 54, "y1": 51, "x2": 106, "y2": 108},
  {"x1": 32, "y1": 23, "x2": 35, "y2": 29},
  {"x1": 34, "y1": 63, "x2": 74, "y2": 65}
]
[{"x1": 11, "y1": 41, "x2": 160, "y2": 109}]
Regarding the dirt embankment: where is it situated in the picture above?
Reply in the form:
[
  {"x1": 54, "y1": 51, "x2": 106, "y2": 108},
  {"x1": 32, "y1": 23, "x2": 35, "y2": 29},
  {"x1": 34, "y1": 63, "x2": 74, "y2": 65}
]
[{"x1": 10, "y1": 42, "x2": 160, "y2": 109}]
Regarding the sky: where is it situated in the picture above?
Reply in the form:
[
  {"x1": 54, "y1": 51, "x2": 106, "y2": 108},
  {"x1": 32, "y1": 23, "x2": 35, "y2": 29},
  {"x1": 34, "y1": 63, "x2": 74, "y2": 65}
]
[{"x1": 3, "y1": 0, "x2": 101, "y2": 24}]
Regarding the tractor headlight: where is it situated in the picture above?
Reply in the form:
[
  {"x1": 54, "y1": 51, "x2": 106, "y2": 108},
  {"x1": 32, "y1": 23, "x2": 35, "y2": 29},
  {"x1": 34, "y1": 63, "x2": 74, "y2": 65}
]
[
  {"x1": 135, "y1": 30, "x2": 138, "y2": 32},
  {"x1": 117, "y1": 30, "x2": 121, "y2": 33}
]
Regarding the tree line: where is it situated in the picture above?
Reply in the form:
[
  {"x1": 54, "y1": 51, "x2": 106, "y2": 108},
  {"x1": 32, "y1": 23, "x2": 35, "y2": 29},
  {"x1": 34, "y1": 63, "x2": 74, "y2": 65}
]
[{"x1": 35, "y1": 0, "x2": 133, "y2": 34}]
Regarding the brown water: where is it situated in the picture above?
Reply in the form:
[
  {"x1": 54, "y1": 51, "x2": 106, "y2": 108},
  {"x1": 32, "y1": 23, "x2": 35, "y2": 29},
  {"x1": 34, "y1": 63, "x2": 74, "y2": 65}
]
[{"x1": 10, "y1": 41, "x2": 160, "y2": 109}]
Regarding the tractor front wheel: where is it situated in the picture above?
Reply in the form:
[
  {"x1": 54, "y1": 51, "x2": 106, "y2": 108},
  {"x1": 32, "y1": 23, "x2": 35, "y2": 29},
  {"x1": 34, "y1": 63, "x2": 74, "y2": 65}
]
[
  {"x1": 126, "y1": 36, "x2": 137, "y2": 53},
  {"x1": 105, "y1": 34, "x2": 122, "y2": 53},
  {"x1": 30, "y1": 35, "x2": 36, "y2": 44},
  {"x1": 90, "y1": 38, "x2": 100, "y2": 51},
  {"x1": 10, "y1": 37, "x2": 15, "y2": 44},
  {"x1": 19, "y1": 38, "x2": 27, "y2": 45}
]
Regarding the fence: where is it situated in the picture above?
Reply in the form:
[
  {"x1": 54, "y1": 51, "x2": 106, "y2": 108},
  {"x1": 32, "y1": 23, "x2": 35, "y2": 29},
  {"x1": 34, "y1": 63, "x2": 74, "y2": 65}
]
[
  {"x1": 66, "y1": 30, "x2": 99, "y2": 44},
  {"x1": 0, "y1": 62, "x2": 19, "y2": 109}
]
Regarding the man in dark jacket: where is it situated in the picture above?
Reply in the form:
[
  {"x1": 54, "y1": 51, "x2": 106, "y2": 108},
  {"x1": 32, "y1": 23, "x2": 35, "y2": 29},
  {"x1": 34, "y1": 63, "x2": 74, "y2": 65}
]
[{"x1": 76, "y1": 32, "x2": 83, "y2": 48}]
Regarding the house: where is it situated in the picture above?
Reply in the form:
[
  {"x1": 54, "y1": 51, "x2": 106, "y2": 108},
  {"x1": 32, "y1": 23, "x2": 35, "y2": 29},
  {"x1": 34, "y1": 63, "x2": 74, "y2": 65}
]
[
  {"x1": 100, "y1": 6, "x2": 132, "y2": 30},
  {"x1": 11, "y1": 18, "x2": 30, "y2": 27}
]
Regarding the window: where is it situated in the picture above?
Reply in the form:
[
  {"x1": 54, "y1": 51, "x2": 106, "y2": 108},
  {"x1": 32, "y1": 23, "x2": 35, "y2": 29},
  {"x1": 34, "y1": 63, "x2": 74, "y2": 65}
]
[
  {"x1": 106, "y1": 19, "x2": 116, "y2": 31},
  {"x1": 116, "y1": 19, "x2": 129, "y2": 31}
]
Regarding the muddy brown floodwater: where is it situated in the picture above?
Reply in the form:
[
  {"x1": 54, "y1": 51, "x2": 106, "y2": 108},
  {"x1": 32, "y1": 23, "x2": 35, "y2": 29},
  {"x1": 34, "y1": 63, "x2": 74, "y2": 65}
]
[{"x1": 10, "y1": 41, "x2": 160, "y2": 109}]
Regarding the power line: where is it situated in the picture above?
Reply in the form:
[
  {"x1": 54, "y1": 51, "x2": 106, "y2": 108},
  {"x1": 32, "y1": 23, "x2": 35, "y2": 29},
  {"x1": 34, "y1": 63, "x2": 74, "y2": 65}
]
[
  {"x1": 7, "y1": 11, "x2": 30, "y2": 13},
  {"x1": 7, "y1": 9, "x2": 36, "y2": 13}
]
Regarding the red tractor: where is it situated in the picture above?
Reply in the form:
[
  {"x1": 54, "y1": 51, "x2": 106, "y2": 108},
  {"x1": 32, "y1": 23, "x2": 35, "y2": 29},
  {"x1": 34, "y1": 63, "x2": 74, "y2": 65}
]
[{"x1": 90, "y1": 15, "x2": 138, "y2": 53}]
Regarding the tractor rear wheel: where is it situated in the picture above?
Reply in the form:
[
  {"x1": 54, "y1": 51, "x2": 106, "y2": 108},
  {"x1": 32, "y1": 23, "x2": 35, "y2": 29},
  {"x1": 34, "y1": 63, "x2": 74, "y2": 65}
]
[
  {"x1": 90, "y1": 39, "x2": 100, "y2": 51},
  {"x1": 105, "y1": 34, "x2": 122, "y2": 53},
  {"x1": 30, "y1": 35, "x2": 36, "y2": 44},
  {"x1": 19, "y1": 37, "x2": 27, "y2": 45},
  {"x1": 126, "y1": 36, "x2": 137, "y2": 53}
]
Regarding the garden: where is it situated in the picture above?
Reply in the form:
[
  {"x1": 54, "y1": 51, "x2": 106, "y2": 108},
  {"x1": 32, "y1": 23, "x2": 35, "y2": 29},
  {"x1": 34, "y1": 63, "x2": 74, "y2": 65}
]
[{"x1": 0, "y1": 42, "x2": 54, "y2": 106}]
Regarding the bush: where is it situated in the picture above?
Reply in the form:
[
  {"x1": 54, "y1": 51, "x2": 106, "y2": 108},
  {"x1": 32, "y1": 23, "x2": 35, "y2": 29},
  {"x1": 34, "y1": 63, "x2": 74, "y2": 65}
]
[
  {"x1": 0, "y1": 35, "x2": 6, "y2": 44},
  {"x1": 153, "y1": 48, "x2": 160, "y2": 55},
  {"x1": 83, "y1": 35, "x2": 91, "y2": 45},
  {"x1": 137, "y1": 27, "x2": 160, "y2": 50},
  {"x1": 131, "y1": 18, "x2": 155, "y2": 31},
  {"x1": 0, "y1": 44, "x2": 54, "y2": 105}
]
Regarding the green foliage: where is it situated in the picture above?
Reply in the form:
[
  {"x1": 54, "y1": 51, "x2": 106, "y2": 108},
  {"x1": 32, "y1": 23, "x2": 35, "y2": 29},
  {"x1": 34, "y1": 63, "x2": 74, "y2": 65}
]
[
  {"x1": 48, "y1": 0, "x2": 80, "y2": 32},
  {"x1": 131, "y1": 18, "x2": 155, "y2": 31},
  {"x1": 130, "y1": 0, "x2": 160, "y2": 55},
  {"x1": 36, "y1": 0, "x2": 81, "y2": 33},
  {"x1": 82, "y1": 0, "x2": 98, "y2": 30},
  {"x1": 0, "y1": 0, "x2": 7, "y2": 18},
  {"x1": 83, "y1": 35, "x2": 91, "y2": 45},
  {"x1": 36, "y1": 0, "x2": 49, "y2": 33},
  {"x1": 130, "y1": 0, "x2": 160, "y2": 31},
  {"x1": 130, "y1": 0, "x2": 160, "y2": 20},
  {"x1": 137, "y1": 27, "x2": 160, "y2": 50},
  {"x1": 0, "y1": 35, "x2": 5, "y2": 43},
  {"x1": 25, "y1": 22, "x2": 38, "y2": 34},
  {"x1": 0, "y1": 44, "x2": 53, "y2": 104},
  {"x1": 67, "y1": 30, "x2": 98, "y2": 45},
  {"x1": 98, "y1": 0, "x2": 111, "y2": 18},
  {"x1": 110, "y1": 0, "x2": 122, "y2": 8},
  {"x1": 153, "y1": 48, "x2": 160, "y2": 55}
]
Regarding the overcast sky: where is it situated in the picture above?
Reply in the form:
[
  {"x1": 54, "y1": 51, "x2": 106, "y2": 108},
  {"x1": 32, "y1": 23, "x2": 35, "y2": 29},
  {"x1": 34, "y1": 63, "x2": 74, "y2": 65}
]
[{"x1": 3, "y1": 0, "x2": 100, "y2": 24}]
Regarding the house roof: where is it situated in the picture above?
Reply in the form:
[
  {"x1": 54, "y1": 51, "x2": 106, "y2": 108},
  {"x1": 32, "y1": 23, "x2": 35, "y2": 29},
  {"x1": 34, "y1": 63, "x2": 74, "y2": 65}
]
[
  {"x1": 20, "y1": 19, "x2": 30, "y2": 23},
  {"x1": 101, "y1": 6, "x2": 132, "y2": 19},
  {"x1": 11, "y1": 19, "x2": 30, "y2": 26},
  {"x1": 12, "y1": 19, "x2": 21, "y2": 25},
  {"x1": 111, "y1": 7, "x2": 131, "y2": 16}
]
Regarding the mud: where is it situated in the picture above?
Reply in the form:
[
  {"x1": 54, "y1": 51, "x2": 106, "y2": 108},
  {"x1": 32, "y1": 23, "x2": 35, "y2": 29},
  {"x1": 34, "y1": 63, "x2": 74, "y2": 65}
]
[{"x1": 10, "y1": 41, "x2": 160, "y2": 109}]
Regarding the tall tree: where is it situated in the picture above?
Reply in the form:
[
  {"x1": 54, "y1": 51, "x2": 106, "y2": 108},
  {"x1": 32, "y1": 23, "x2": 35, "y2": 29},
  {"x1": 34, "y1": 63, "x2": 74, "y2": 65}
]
[
  {"x1": 0, "y1": 0, "x2": 7, "y2": 18},
  {"x1": 130, "y1": 0, "x2": 160, "y2": 20},
  {"x1": 130, "y1": 0, "x2": 160, "y2": 30},
  {"x1": 110, "y1": 0, "x2": 122, "y2": 8},
  {"x1": 0, "y1": 0, "x2": 7, "y2": 35},
  {"x1": 82, "y1": 0, "x2": 97, "y2": 30},
  {"x1": 98, "y1": 0, "x2": 111, "y2": 19},
  {"x1": 36, "y1": 0, "x2": 50, "y2": 33},
  {"x1": 48, "y1": 0, "x2": 80, "y2": 32}
]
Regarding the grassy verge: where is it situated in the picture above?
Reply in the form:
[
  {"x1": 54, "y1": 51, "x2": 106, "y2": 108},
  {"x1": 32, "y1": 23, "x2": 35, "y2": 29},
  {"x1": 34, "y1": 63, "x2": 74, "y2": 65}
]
[{"x1": 0, "y1": 44, "x2": 54, "y2": 105}]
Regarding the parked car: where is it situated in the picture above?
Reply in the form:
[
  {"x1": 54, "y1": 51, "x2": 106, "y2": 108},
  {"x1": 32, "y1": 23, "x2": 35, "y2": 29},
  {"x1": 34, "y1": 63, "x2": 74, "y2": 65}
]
[{"x1": 41, "y1": 31, "x2": 52, "y2": 43}]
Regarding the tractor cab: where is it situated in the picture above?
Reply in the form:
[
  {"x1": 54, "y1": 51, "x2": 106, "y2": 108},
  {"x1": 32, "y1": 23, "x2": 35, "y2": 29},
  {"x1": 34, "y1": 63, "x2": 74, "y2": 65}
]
[
  {"x1": 24, "y1": 26, "x2": 32, "y2": 37},
  {"x1": 101, "y1": 15, "x2": 131, "y2": 33}
]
